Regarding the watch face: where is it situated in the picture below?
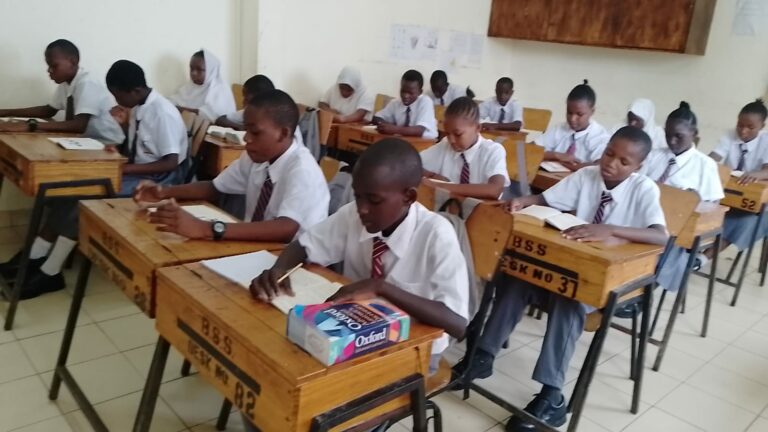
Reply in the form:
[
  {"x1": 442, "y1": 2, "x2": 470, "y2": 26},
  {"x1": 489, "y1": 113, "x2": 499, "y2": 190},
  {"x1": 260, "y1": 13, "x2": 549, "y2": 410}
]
[{"x1": 213, "y1": 221, "x2": 226, "y2": 233}]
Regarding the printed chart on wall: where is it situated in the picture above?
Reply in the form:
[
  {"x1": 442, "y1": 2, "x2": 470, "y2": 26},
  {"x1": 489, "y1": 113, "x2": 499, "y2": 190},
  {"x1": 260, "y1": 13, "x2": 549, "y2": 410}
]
[
  {"x1": 732, "y1": 0, "x2": 768, "y2": 36},
  {"x1": 389, "y1": 24, "x2": 484, "y2": 72}
]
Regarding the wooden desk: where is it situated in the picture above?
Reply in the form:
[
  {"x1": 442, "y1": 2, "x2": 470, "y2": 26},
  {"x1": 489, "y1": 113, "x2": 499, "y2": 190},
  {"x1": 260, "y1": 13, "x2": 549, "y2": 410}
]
[
  {"x1": 0, "y1": 133, "x2": 124, "y2": 196},
  {"x1": 481, "y1": 130, "x2": 528, "y2": 143},
  {"x1": 531, "y1": 170, "x2": 569, "y2": 191},
  {"x1": 676, "y1": 202, "x2": 728, "y2": 249},
  {"x1": 501, "y1": 222, "x2": 661, "y2": 309},
  {"x1": 721, "y1": 178, "x2": 768, "y2": 213},
  {"x1": 199, "y1": 134, "x2": 244, "y2": 179},
  {"x1": 336, "y1": 125, "x2": 435, "y2": 154},
  {"x1": 134, "y1": 263, "x2": 442, "y2": 432},
  {"x1": 49, "y1": 198, "x2": 286, "y2": 431},
  {"x1": 78, "y1": 198, "x2": 283, "y2": 317}
]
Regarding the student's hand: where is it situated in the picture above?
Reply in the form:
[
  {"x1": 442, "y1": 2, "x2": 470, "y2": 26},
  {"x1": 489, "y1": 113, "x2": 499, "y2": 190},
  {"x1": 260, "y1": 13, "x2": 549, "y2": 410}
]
[
  {"x1": 562, "y1": 160, "x2": 585, "y2": 171},
  {"x1": 562, "y1": 224, "x2": 615, "y2": 242},
  {"x1": 503, "y1": 199, "x2": 525, "y2": 213},
  {"x1": 148, "y1": 199, "x2": 209, "y2": 239},
  {"x1": 377, "y1": 123, "x2": 398, "y2": 135},
  {"x1": 110, "y1": 105, "x2": 130, "y2": 126},
  {"x1": 249, "y1": 268, "x2": 294, "y2": 302},
  {"x1": 0, "y1": 122, "x2": 27, "y2": 132},
  {"x1": 326, "y1": 279, "x2": 383, "y2": 303},
  {"x1": 133, "y1": 181, "x2": 165, "y2": 203},
  {"x1": 739, "y1": 172, "x2": 765, "y2": 185},
  {"x1": 481, "y1": 123, "x2": 497, "y2": 131},
  {"x1": 422, "y1": 175, "x2": 450, "y2": 185}
]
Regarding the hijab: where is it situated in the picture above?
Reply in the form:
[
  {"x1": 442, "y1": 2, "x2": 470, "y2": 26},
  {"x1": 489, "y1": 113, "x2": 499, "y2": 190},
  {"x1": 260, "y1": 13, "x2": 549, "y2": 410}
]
[
  {"x1": 320, "y1": 66, "x2": 374, "y2": 120},
  {"x1": 170, "y1": 49, "x2": 236, "y2": 121}
]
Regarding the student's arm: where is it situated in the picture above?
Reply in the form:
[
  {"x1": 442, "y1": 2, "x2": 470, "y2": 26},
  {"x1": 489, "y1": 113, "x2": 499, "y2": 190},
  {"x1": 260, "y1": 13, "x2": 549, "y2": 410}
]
[
  {"x1": 0, "y1": 105, "x2": 58, "y2": 119},
  {"x1": 335, "y1": 109, "x2": 368, "y2": 124},
  {"x1": 134, "y1": 180, "x2": 220, "y2": 203},
  {"x1": 249, "y1": 240, "x2": 308, "y2": 301},
  {"x1": 36, "y1": 114, "x2": 91, "y2": 133},
  {"x1": 422, "y1": 169, "x2": 450, "y2": 182},
  {"x1": 482, "y1": 120, "x2": 522, "y2": 132},
  {"x1": 708, "y1": 152, "x2": 723, "y2": 163},
  {"x1": 378, "y1": 124, "x2": 427, "y2": 137},
  {"x1": 328, "y1": 280, "x2": 467, "y2": 338},
  {"x1": 177, "y1": 106, "x2": 199, "y2": 115},
  {"x1": 318, "y1": 102, "x2": 332, "y2": 112},
  {"x1": 543, "y1": 151, "x2": 580, "y2": 165},
  {"x1": 122, "y1": 154, "x2": 179, "y2": 176},
  {"x1": 424, "y1": 175, "x2": 506, "y2": 200},
  {"x1": 504, "y1": 194, "x2": 545, "y2": 212},
  {"x1": 738, "y1": 164, "x2": 768, "y2": 185},
  {"x1": 563, "y1": 224, "x2": 668, "y2": 245},
  {"x1": 214, "y1": 115, "x2": 244, "y2": 130},
  {"x1": 148, "y1": 199, "x2": 299, "y2": 242}
]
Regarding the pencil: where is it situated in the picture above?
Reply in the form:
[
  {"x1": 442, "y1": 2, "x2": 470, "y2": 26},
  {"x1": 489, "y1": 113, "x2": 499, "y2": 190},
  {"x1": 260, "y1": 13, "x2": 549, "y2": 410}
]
[{"x1": 277, "y1": 263, "x2": 303, "y2": 284}]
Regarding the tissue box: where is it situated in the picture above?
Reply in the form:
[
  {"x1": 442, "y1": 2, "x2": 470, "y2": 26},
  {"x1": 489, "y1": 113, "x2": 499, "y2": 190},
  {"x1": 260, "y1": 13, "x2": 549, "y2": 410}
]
[{"x1": 286, "y1": 299, "x2": 410, "y2": 366}]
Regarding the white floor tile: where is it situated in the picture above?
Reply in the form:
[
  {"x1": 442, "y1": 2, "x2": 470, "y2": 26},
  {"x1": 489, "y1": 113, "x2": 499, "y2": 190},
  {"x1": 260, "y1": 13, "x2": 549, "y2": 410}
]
[
  {"x1": 19, "y1": 323, "x2": 118, "y2": 373},
  {"x1": 81, "y1": 291, "x2": 139, "y2": 323},
  {"x1": 687, "y1": 363, "x2": 768, "y2": 414},
  {"x1": 493, "y1": 345, "x2": 580, "y2": 388},
  {"x1": 593, "y1": 353, "x2": 681, "y2": 405},
  {"x1": 747, "y1": 417, "x2": 768, "y2": 432},
  {"x1": 657, "y1": 383, "x2": 755, "y2": 432},
  {"x1": 8, "y1": 415, "x2": 74, "y2": 432},
  {"x1": 399, "y1": 392, "x2": 497, "y2": 432},
  {"x1": 98, "y1": 313, "x2": 157, "y2": 351},
  {"x1": 623, "y1": 407, "x2": 703, "y2": 432},
  {"x1": 9, "y1": 291, "x2": 93, "y2": 340},
  {"x1": 159, "y1": 375, "x2": 227, "y2": 428},
  {"x1": 566, "y1": 379, "x2": 650, "y2": 432},
  {"x1": 190, "y1": 417, "x2": 248, "y2": 432},
  {"x1": 734, "y1": 330, "x2": 768, "y2": 360},
  {"x1": 124, "y1": 344, "x2": 187, "y2": 383},
  {"x1": 0, "y1": 341, "x2": 37, "y2": 384},
  {"x1": 62, "y1": 391, "x2": 186, "y2": 432},
  {"x1": 711, "y1": 346, "x2": 768, "y2": 387},
  {"x1": 0, "y1": 376, "x2": 63, "y2": 430}
]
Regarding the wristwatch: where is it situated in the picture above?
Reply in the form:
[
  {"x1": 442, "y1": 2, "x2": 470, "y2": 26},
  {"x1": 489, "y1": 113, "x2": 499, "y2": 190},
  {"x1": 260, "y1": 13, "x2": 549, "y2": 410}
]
[
  {"x1": 211, "y1": 220, "x2": 227, "y2": 241},
  {"x1": 27, "y1": 119, "x2": 38, "y2": 132}
]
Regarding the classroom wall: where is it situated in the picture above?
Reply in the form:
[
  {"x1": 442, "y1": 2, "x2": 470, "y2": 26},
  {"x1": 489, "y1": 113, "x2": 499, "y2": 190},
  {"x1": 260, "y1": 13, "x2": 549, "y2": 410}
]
[
  {"x1": 250, "y1": 0, "x2": 768, "y2": 151},
  {"x1": 0, "y1": 0, "x2": 241, "y2": 209}
]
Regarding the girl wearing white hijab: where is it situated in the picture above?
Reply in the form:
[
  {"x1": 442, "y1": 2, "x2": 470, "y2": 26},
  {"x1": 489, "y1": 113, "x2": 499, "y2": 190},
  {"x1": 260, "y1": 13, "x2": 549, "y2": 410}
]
[
  {"x1": 318, "y1": 66, "x2": 374, "y2": 123},
  {"x1": 170, "y1": 49, "x2": 236, "y2": 122},
  {"x1": 614, "y1": 98, "x2": 667, "y2": 150}
]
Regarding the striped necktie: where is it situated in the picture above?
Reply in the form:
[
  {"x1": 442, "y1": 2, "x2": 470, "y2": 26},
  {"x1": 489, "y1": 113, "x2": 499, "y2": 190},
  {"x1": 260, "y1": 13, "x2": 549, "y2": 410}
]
[
  {"x1": 65, "y1": 96, "x2": 74, "y2": 121},
  {"x1": 129, "y1": 120, "x2": 141, "y2": 164},
  {"x1": 404, "y1": 107, "x2": 411, "y2": 127},
  {"x1": 566, "y1": 134, "x2": 577, "y2": 155},
  {"x1": 251, "y1": 172, "x2": 274, "y2": 222},
  {"x1": 460, "y1": 153, "x2": 470, "y2": 184},
  {"x1": 371, "y1": 237, "x2": 389, "y2": 279},
  {"x1": 657, "y1": 157, "x2": 676, "y2": 183},
  {"x1": 592, "y1": 191, "x2": 613, "y2": 224},
  {"x1": 498, "y1": 108, "x2": 505, "y2": 124},
  {"x1": 737, "y1": 143, "x2": 748, "y2": 171}
]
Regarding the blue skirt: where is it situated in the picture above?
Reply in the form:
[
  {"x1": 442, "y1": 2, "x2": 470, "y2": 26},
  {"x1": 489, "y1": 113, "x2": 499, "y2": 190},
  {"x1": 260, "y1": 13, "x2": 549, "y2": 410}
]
[
  {"x1": 656, "y1": 245, "x2": 689, "y2": 293},
  {"x1": 722, "y1": 209, "x2": 768, "y2": 251}
]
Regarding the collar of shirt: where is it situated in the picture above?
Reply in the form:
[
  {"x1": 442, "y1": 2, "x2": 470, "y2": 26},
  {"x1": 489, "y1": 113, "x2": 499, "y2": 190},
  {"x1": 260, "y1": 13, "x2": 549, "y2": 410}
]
[
  {"x1": 600, "y1": 171, "x2": 639, "y2": 207},
  {"x1": 259, "y1": 139, "x2": 300, "y2": 185},
  {"x1": 452, "y1": 135, "x2": 482, "y2": 163},
  {"x1": 570, "y1": 120, "x2": 594, "y2": 140},
  {"x1": 63, "y1": 68, "x2": 86, "y2": 98},
  {"x1": 494, "y1": 97, "x2": 514, "y2": 110},
  {"x1": 662, "y1": 146, "x2": 696, "y2": 166},
  {"x1": 135, "y1": 89, "x2": 160, "y2": 122},
  {"x1": 357, "y1": 204, "x2": 419, "y2": 259},
  {"x1": 742, "y1": 131, "x2": 764, "y2": 153}
]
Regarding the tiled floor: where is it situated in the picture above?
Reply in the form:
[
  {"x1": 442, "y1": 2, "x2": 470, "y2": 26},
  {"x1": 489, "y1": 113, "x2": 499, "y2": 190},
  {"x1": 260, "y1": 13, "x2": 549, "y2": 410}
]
[{"x1": 0, "y1": 223, "x2": 768, "y2": 432}]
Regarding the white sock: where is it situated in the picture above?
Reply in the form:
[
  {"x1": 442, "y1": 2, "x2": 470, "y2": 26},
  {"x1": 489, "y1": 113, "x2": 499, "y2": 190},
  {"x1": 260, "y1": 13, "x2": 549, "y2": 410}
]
[
  {"x1": 29, "y1": 237, "x2": 52, "y2": 259},
  {"x1": 697, "y1": 253, "x2": 710, "y2": 269},
  {"x1": 40, "y1": 237, "x2": 77, "y2": 276}
]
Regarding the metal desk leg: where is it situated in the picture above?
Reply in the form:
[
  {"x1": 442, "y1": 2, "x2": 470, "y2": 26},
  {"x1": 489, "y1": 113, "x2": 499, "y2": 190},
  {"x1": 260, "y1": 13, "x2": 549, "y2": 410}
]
[
  {"x1": 702, "y1": 234, "x2": 721, "y2": 337},
  {"x1": 133, "y1": 337, "x2": 170, "y2": 432},
  {"x1": 631, "y1": 283, "x2": 654, "y2": 415},
  {"x1": 731, "y1": 209, "x2": 766, "y2": 306}
]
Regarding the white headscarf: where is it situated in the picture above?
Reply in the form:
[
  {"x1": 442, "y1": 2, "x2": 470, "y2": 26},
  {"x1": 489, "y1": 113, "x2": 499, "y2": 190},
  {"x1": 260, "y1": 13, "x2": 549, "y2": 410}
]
[
  {"x1": 320, "y1": 66, "x2": 374, "y2": 120},
  {"x1": 614, "y1": 98, "x2": 667, "y2": 150},
  {"x1": 169, "y1": 49, "x2": 236, "y2": 122}
]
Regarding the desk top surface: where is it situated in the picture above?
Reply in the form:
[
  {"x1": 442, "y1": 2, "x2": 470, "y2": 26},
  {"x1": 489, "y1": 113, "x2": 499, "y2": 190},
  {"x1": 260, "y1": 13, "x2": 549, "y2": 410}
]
[{"x1": 0, "y1": 134, "x2": 126, "y2": 163}]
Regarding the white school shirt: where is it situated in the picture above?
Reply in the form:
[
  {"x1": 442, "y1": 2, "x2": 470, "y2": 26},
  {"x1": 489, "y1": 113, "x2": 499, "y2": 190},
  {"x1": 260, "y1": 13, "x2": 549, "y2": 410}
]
[
  {"x1": 711, "y1": 130, "x2": 768, "y2": 172},
  {"x1": 319, "y1": 86, "x2": 375, "y2": 121},
  {"x1": 639, "y1": 147, "x2": 724, "y2": 201},
  {"x1": 479, "y1": 97, "x2": 524, "y2": 126},
  {"x1": 298, "y1": 201, "x2": 469, "y2": 354},
  {"x1": 128, "y1": 90, "x2": 187, "y2": 165},
  {"x1": 212, "y1": 139, "x2": 329, "y2": 232},
  {"x1": 427, "y1": 83, "x2": 467, "y2": 106},
  {"x1": 374, "y1": 94, "x2": 438, "y2": 139},
  {"x1": 543, "y1": 166, "x2": 667, "y2": 229},
  {"x1": 50, "y1": 68, "x2": 124, "y2": 144},
  {"x1": 223, "y1": 110, "x2": 305, "y2": 146},
  {"x1": 420, "y1": 135, "x2": 510, "y2": 187},
  {"x1": 534, "y1": 120, "x2": 610, "y2": 163}
]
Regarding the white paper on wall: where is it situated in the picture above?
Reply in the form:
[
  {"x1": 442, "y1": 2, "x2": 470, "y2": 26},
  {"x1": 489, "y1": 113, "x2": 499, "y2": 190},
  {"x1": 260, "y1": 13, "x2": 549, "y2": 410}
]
[
  {"x1": 732, "y1": 0, "x2": 768, "y2": 36},
  {"x1": 390, "y1": 25, "x2": 484, "y2": 69}
]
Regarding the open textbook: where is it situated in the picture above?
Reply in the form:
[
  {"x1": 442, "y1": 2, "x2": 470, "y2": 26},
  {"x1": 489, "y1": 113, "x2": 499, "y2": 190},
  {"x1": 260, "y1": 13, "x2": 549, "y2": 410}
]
[
  {"x1": 48, "y1": 137, "x2": 105, "y2": 151},
  {"x1": 144, "y1": 204, "x2": 238, "y2": 224},
  {"x1": 201, "y1": 250, "x2": 342, "y2": 314},
  {"x1": 207, "y1": 125, "x2": 246, "y2": 144},
  {"x1": 514, "y1": 205, "x2": 589, "y2": 231},
  {"x1": 539, "y1": 161, "x2": 571, "y2": 173}
]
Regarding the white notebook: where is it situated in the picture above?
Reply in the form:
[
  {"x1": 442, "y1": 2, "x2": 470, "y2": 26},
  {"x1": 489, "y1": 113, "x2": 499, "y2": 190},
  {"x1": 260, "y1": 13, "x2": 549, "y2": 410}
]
[
  {"x1": 201, "y1": 250, "x2": 342, "y2": 314},
  {"x1": 540, "y1": 161, "x2": 571, "y2": 173},
  {"x1": 514, "y1": 205, "x2": 589, "y2": 231},
  {"x1": 49, "y1": 137, "x2": 105, "y2": 150},
  {"x1": 207, "y1": 125, "x2": 233, "y2": 138},
  {"x1": 224, "y1": 130, "x2": 246, "y2": 145},
  {"x1": 146, "y1": 204, "x2": 238, "y2": 223},
  {"x1": 730, "y1": 170, "x2": 744, "y2": 178}
]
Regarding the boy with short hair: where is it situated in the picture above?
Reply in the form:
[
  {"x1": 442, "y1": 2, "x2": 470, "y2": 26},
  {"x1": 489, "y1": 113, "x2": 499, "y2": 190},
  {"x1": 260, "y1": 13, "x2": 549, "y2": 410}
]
[
  {"x1": 215, "y1": 74, "x2": 275, "y2": 130},
  {"x1": 134, "y1": 89, "x2": 329, "y2": 242},
  {"x1": 373, "y1": 70, "x2": 438, "y2": 139},
  {"x1": 428, "y1": 70, "x2": 473, "y2": 107},
  {"x1": 479, "y1": 77, "x2": 523, "y2": 132},
  {"x1": 458, "y1": 126, "x2": 668, "y2": 431},
  {"x1": 0, "y1": 39, "x2": 123, "y2": 143}
]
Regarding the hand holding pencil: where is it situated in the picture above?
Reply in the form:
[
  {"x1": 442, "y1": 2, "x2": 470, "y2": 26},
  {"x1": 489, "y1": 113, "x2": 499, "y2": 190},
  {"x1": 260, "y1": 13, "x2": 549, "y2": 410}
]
[{"x1": 249, "y1": 263, "x2": 302, "y2": 303}]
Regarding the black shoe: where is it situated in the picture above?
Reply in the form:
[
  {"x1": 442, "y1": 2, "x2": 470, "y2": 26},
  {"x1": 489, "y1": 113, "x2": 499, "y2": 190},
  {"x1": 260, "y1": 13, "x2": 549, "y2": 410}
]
[
  {"x1": 505, "y1": 393, "x2": 567, "y2": 431},
  {"x1": 0, "y1": 253, "x2": 45, "y2": 281},
  {"x1": 452, "y1": 349, "x2": 494, "y2": 384},
  {"x1": 19, "y1": 271, "x2": 65, "y2": 300},
  {"x1": 692, "y1": 257, "x2": 702, "y2": 272}
]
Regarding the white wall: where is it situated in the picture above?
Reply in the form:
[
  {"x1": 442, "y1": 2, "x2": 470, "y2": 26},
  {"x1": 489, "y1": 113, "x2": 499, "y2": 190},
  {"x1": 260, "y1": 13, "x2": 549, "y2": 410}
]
[
  {"x1": 252, "y1": 0, "x2": 768, "y2": 151},
  {"x1": 0, "y1": 0, "x2": 241, "y2": 209}
]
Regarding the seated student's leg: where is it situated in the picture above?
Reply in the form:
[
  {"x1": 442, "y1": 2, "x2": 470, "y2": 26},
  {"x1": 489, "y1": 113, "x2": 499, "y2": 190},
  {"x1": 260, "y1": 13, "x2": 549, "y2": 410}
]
[
  {"x1": 508, "y1": 294, "x2": 586, "y2": 430},
  {"x1": 458, "y1": 278, "x2": 540, "y2": 379},
  {"x1": 21, "y1": 199, "x2": 79, "y2": 298},
  {"x1": 656, "y1": 246, "x2": 689, "y2": 294}
]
